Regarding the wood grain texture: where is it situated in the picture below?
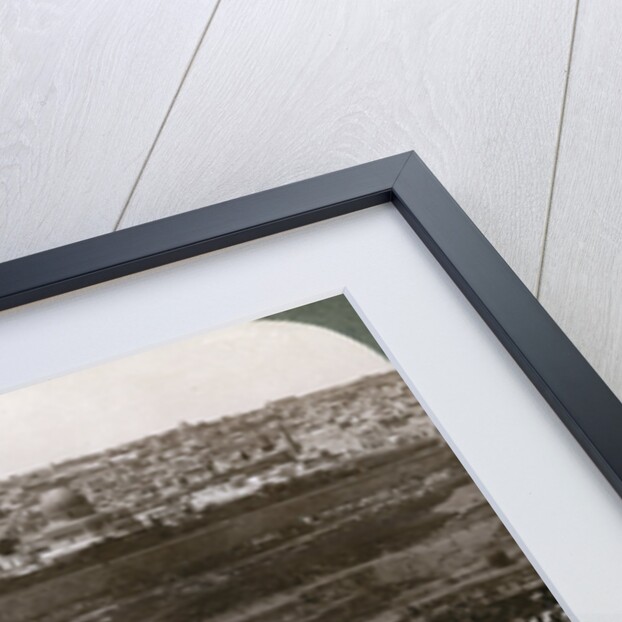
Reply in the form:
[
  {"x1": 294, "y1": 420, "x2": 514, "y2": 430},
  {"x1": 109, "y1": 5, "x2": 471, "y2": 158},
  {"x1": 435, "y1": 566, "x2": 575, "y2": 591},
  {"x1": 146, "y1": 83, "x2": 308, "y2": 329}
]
[
  {"x1": 119, "y1": 0, "x2": 576, "y2": 289},
  {"x1": 539, "y1": 1, "x2": 622, "y2": 399},
  {"x1": 0, "y1": 0, "x2": 218, "y2": 261}
]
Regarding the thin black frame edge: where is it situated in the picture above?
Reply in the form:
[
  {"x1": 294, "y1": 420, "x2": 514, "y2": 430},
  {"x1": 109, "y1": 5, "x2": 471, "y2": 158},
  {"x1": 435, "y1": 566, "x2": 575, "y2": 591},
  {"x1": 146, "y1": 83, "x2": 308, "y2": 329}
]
[
  {"x1": 1, "y1": 150, "x2": 621, "y2": 500},
  {"x1": 0, "y1": 152, "x2": 411, "y2": 311},
  {"x1": 393, "y1": 151, "x2": 622, "y2": 499}
]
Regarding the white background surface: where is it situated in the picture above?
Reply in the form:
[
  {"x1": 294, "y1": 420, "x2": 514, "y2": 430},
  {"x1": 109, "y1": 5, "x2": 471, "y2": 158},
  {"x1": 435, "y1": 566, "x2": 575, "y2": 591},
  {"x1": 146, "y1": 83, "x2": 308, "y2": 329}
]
[
  {"x1": 2, "y1": 0, "x2": 621, "y2": 400},
  {"x1": 1, "y1": 206, "x2": 620, "y2": 622}
]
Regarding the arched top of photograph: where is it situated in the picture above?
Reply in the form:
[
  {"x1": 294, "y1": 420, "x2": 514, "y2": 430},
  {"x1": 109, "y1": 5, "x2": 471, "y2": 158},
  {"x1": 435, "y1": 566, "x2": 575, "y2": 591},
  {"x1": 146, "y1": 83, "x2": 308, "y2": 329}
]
[{"x1": 0, "y1": 308, "x2": 390, "y2": 478}]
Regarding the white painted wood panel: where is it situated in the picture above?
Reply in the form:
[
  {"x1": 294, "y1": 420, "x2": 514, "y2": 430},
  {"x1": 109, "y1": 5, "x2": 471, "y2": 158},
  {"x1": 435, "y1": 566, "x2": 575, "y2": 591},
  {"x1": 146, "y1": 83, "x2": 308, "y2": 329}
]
[
  {"x1": 0, "y1": 0, "x2": 218, "y2": 261},
  {"x1": 539, "y1": 1, "x2": 622, "y2": 399},
  {"x1": 119, "y1": 0, "x2": 576, "y2": 290}
]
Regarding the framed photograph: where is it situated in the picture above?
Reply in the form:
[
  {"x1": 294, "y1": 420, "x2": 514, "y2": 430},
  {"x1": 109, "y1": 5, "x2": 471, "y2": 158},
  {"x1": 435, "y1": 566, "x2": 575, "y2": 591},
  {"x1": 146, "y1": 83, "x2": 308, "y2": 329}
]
[{"x1": 0, "y1": 152, "x2": 620, "y2": 621}]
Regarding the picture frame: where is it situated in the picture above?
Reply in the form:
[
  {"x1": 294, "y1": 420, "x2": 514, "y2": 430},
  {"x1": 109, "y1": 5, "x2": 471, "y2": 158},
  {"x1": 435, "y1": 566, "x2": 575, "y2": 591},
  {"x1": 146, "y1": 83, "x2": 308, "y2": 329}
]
[{"x1": 1, "y1": 150, "x2": 620, "y2": 502}]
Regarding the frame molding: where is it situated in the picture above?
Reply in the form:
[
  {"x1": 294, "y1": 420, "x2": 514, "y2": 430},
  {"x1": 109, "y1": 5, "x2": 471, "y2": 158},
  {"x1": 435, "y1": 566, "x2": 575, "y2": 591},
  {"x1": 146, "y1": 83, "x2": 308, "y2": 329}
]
[{"x1": 1, "y1": 151, "x2": 621, "y2": 499}]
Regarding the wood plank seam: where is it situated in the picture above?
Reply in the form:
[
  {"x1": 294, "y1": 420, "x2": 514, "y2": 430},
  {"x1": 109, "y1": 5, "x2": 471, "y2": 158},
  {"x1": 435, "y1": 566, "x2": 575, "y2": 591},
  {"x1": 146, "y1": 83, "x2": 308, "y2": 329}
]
[
  {"x1": 535, "y1": 0, "x2": 581, "y2": 299},
  {"x1": 112, "y1": 0, "x2": 225, "y2": 232}
]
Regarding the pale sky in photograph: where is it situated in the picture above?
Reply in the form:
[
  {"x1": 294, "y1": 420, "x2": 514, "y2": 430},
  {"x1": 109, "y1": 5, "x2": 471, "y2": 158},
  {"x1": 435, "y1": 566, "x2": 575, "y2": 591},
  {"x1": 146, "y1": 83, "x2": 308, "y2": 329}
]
[{"x1": 0, "y1": 321, "x2": 391, "y2": 478}]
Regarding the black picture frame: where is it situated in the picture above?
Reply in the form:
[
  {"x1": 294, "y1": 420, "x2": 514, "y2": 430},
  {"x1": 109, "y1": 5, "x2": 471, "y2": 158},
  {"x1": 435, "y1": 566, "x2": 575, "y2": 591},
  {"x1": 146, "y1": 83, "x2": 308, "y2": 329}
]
[{"x1": 1, "y1": 151, "x2": 621, "y2": 500}]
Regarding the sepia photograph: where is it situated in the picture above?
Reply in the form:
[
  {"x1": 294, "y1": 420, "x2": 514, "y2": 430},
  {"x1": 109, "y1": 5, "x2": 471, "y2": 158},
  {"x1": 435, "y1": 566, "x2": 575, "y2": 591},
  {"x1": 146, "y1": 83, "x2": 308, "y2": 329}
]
[{"x1": 0, "y1": 295, "x2": 568, "y2": 622}]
